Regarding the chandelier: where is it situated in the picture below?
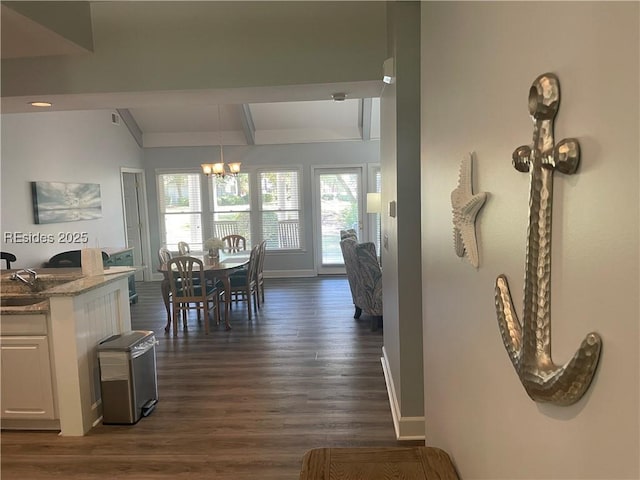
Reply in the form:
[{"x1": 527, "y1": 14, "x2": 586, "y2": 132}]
[{"x1": 201, "y1": 104, "x2": 241, "y2": 177}]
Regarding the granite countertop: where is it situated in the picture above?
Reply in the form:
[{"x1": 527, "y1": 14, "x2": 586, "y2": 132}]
[
  {"x1": 0, "y1": 267, "x2": 137, "y2": 315},
  {"x1": 43, "y1": 267, "x2": 137, "y2": 297}
]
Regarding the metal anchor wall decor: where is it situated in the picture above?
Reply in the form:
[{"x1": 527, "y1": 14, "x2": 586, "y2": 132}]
[{"x1": 495, "y1": 73, "x2": 602, "y2": 406}]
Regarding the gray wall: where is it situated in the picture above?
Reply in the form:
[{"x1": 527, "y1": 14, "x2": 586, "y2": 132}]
[
  {"x1": 143, "y1": 141, "x2": 380, "y2": 276},
  {"x1": 421, "y1": 2, "x2": 639, "y2": 478},
  {"x1": 0, "y1": 110, "x2": 143, "y2": 267},
  {"x1": 379, "y1": 1, "x2": 424, "y2": 439}
]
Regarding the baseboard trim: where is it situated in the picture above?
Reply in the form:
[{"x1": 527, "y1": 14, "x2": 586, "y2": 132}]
[
  {"x1": 264, "y1": 270, "x2": 316, "y2": 278},
  {"x1": 381, "y1": 347, "x2": 426, "y2": 441},
  {"x1": 1, "y1": 418, "x2": 60, "y2": 431}
]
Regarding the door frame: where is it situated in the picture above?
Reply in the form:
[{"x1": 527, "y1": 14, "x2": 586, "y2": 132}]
[
  {"x1": 311, "y1": 165, "x2": 367, "y2": 275},
  {"x1": 120, "y1": 167, "x2": 153, "y2": 282}
]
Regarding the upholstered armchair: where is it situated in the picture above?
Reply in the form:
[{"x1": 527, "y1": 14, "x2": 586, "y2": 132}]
[
  {"x1": 340, "y1": 229, "x2": 359, "y2": 316},
  {"x1": 340, "y1": 235, "x2": 383, "y2": 330}
]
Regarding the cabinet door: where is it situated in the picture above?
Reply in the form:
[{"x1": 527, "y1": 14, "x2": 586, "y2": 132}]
[{"x1": 1, "y1": 336, "x2": 55, "y2": 419}]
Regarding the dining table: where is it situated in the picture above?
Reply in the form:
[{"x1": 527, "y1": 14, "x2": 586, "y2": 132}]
[{"x1": 157, "y1": 251, "x2": 250, "y2": 331}]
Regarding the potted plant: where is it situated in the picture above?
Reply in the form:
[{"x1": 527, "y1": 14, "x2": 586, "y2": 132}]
[{"x1": 204, "y1": 237, "x2": 225, "y2": 258}]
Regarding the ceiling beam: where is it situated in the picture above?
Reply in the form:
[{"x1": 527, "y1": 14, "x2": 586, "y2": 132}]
[
  {"x1": 360, "y1": 98, "x2": 372, "y2": 140},
  {"x1": 117, "y1": 108, "x2": 143, "y2": 148},
  {"x1": 240, "y1": 104, "x2": 256, "y2": 145}
]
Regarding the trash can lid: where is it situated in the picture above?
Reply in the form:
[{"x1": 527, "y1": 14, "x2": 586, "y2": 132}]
[{"x1": 98, "y1": 330, "x2": 155, "y2": 352}]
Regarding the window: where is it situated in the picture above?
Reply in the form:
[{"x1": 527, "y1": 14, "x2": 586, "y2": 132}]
[
  {"x1": 209, "y1": 173, "x2": 252, "y2": 245},
  {"x1": 158, "y1": 173, "x2": 203, "y2": 251},
  {"x1": 157, "y1": 168, "x2": 304, "y2": 254},
  {"x1": 259, "y1": 170, "x2": 302, "y2": 250}
]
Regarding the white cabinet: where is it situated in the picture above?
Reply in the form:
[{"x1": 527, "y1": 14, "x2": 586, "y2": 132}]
[
  {"x1": 1, "y1": 335, "x2": 56, "y2": 420},
  {"x1": 1, "y1": 272, "x2": 132, "y2": 435}
]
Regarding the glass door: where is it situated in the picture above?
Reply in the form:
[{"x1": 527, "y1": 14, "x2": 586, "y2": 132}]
[{"x1": 314, "y1": 168, "x2": 364, "y2": 273}]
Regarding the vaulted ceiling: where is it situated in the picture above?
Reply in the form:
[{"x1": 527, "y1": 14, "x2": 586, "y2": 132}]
[{"x1": 1, "y1": 1, "x2": 385, "y2": 148}]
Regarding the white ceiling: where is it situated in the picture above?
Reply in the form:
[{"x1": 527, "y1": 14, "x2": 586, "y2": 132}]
[{"x1": 1, "y1": 3, "x2": 382, "y2": 148}]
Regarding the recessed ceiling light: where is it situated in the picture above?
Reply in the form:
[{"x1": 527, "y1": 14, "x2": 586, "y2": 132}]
[{"x1": 29, "y1": 101, "x2": 52, "y2": 107}]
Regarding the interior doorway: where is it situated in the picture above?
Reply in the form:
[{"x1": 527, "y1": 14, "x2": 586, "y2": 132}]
[{"x1": 121, "y1": 168, "x2": 151, "y2": 281}]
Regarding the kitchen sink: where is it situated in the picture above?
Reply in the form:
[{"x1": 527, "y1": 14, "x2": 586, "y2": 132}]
[
  {"x1": 1, "y1": 275, "x2": 79, "y2": 294},
  {"x1": 0, "y1": 296, "x2": 48, "y2": 307}
]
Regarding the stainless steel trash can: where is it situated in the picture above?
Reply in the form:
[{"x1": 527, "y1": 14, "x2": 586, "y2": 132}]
[{"x1": 98, "y1": 330, "x2": 158, "y2": 425}]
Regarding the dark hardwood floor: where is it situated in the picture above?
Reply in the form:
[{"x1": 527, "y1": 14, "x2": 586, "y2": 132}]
[{"x1": 1, "y1": 276, "x2": 419, "y2": 479}]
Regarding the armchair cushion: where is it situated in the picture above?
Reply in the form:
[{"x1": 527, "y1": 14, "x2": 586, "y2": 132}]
[{"x1": 340, "y1": 238, "x2": 382, "y2": 318}]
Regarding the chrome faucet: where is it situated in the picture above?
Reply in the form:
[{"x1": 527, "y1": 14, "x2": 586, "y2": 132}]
[{"x1": 11, "y1": 268, "x2": 38, "y2": 287}]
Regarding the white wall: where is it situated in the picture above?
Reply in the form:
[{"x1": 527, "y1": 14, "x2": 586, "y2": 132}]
[
  {"x1": 421, "y1": 2, "x2": 639, "y2": 479},
  {"x1": 1, "y1": 110, "x2": 143, "y2": 267}
]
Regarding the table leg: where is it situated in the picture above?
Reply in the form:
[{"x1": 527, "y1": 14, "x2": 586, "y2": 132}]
[{"x1": 221, "y1": 274, "x2": 232, "y2": 330}]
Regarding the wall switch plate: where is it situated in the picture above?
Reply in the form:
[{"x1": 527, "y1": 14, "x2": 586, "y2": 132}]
[
  {"x1": 383, "y1": 234, "x2": 389, "y2": 250},
  {"x1": 389, "y1": 200, "x2": 396, "y2": 218}
]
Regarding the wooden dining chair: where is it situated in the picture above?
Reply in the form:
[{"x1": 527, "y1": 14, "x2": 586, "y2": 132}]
[
  {"x1": 255, "y1": 240, "x2": 267, "y2": 307},
  {"x1": 166, "y1": 256, "x2": 219, "y2": 335},
  {"x1": 177, "y1": 241, "x2": 190, "y2": 255},
  {"x1": 158, "y1": 246, "x2": 172, "y2": 264},
  {"x1": 158, "y1": 246, "x2": 174, "y2": 330},
  {"x1": 223, "y1": 244, "x2": 260, "y2": 320},
  {"x1": 222, "y1": 234, "x2": 247, "y2": 253}
]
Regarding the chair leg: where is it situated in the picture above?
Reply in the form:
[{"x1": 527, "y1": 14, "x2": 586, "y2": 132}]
[
  {"x1": 215, "y1": 293, "x2": 221, "y2": 325},
  {"x1": 172, "y1": 304, "x2": 180, "y2": 336},
  {"x1": 370, "y1": 316, "x2": 383, "y2": 332},
  {"x1": 253, "y1": 284, "x2": 261, "y2": 312},
  {"x1": 252, "y1": 288, "x2": 258, "y2": 313},
  {"x1": 203, "y1": 302, "x2": 209, "y2": 335},
  {"x1": 354, "y1": 306, "x2": 362, "y2": 319},
  {"x1": 247, "y1": 286, "x2": 252, "y2": 320}
]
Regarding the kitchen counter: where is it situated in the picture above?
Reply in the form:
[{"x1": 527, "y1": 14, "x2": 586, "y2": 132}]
[
  {"x1": 0, "y1": 267, "x2": 136, "y2": 314},
  {"x1": 1, "y1": 267, "x2": 135, "y2": 435}
]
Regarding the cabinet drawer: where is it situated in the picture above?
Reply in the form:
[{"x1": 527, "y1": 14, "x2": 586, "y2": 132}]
[{"x1": 1, "y1": 314, "x2": 48, "y2": 335}]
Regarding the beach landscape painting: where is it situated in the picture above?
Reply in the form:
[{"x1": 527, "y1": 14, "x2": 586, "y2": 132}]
[{"x1": 32, "y1": 181, "x2": 102, "y2": 224}]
